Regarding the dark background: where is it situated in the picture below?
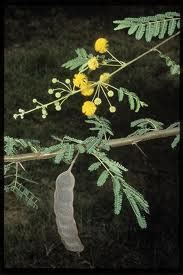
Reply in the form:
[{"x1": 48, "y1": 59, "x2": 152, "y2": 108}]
[{"x1": 4, "y1": 5, "x2": 180, "y2": 269}]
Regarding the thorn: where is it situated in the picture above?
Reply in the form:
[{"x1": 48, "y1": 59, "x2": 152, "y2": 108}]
[{"x1": 132, "y1": 142, "x2": 148, "y2": 159}]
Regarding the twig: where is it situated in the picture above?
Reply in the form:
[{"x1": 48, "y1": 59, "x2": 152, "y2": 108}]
[{"x1": 4, "y1": 127, "x2": 179, "y2": 163}]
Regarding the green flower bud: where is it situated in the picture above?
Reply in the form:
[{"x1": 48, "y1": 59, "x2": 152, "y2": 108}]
[
  {"x1": 55, "y1": 105, "x2": 61, "y2": 111},
  {"x1": 48, "y1": 89, "x2": 54, "y2": 94},
  {"x1": 42, "y1": 109, "x2": 47, "y2": 115},
  {"x1": 55, "y1": 92, "x2": 61, "y2": 98},
  {"x1": 94, "y1": 97, "x2": 102, "y2": 105},
  {"x1": 52, "y1": 78, "x2": 58, "y2": 84},
  {"x1": 65, "y1": 79, "x2": 70, "y2": 84},
  {"x1": 109, "y1": 106, "x2": 116, "y2": 113},
  {"x1": 107, "y1": 90, "x2": 114, "y2": 97}
]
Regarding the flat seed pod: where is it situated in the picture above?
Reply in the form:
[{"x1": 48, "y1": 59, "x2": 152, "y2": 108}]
[{"x1": 54, "y1": 170, "x2": 84, "y2": 252}]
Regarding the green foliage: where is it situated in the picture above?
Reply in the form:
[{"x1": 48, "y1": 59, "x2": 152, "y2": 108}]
[
  {"x1": 54, "y1": 148, "x2": 65, "y2": 164},
  {"x1": 54, "y1": 143, "x2": 75, "y2": 164},
  {"x1": 167, "y1": 122, "x2": 180, "y2": 129},
  {"x1": 171, "y1": 134, "x2": 180, "y2": 149},
  {"x1": 4, "y1": 136, "x2": 41, "y2": 155},
  {"x1": 85, "y1": 115, "x2": 114, "y2": 139},
  {"x1": 63, "y1": 136, "x2": 83, "y2": 144},
  {"x1": 83, "y1": 136, "x2": 102, "y2": 154},
  {"x1": 118, "y1": 87, "x2": 148, "y2": 112},
  {"x1": 43, "y1": 143, "x2": 64, "y2": 153},
  {"x1": 88, "y1": 161, "x2": 101, "y2": 172},
  {"x1": 90, "y1": 149, "x2": 149, "y2": 227},
  {"x1": 123, "y1": 189, "x2": 147, "y2": 228},
  {"x1": 128, "y1": 118, "x2": 164, "y2": 137},
  {"x1": 97, "y1": 170, "x2": 109, "y2": 186},
  {"x1": 158, "y1": 51, "x2": 180, "y2": 75},
  {"x1": 4, "y1": 181, "x2": 39, "y2": 210},
  {"x1": 113, "y1": 12, "x2": 180, "y2": 42},
  {"x1": 44, "y1": 140, "x2": 76, "y2": 164},
  {"x1": 64, "y1": 143, "x2": 75, "y2": 163},
  {"x1": 62, "y1": 48, "x2": 92, "y2": 71},
  {"x1": 167, "y1": 122, "x2": 180, "y2": 149},
  {"x1": 112, "y1": 177, "x2": 123, "y2": 215},
  {"x1": 76, "y1": 144, "x2": 86, "y2": 154},
  {"x1": 51, "y1": 135, "x2": 83, "y2": 144}
]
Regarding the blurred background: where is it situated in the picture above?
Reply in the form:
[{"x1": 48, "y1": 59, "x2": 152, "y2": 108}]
[{"x1": 4, "y1": 4, "x2": 180, "y2": 269}]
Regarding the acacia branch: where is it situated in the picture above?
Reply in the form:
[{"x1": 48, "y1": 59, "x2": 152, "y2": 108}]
[
  {"x1": 4, "y1": 127, "x2": 179, "y2": 163},
  {"x1": 110, "y1": 31, "x2": 180, "y2": 77}
]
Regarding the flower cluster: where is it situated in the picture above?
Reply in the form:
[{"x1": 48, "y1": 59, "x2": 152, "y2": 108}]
[{"x1": 13, "y1": 37, "x2": 128, "y2": 119}]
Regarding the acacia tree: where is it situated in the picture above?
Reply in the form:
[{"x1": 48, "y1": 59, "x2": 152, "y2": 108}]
[{"x1": 4, "y1": 11, "x2": 180, "y2": 253}]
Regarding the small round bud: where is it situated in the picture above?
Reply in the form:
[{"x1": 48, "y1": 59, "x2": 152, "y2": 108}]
[
  {"x1": 18, "y1": 108, "x2": 24, "y2": 113},
  {"x1": 55, "y1": 105, "x2": 61, "y2": 111},
  {"x1": 48, "y1": 89, "x2": 54, "y2": 94},
  {"x1": 55, "y1": 92, "x2": 61, "y2": 98},
  {"x1": 109, "y1": 106, "x2": 116, "y2": 113},
  {"x1": 107, "y1": 90, "x2": 114, "y2": 97},
  {"x1": 42, "y1": 114, "x2": 46, "y2": 119},
  {"x1": 13, "y1": 114, "x2": 17, "y2": 119},
  {"x1": 52, "y1": 78, "x2": 58, "y2": 84},
  {"x1": 32, "y1": 98, "x2": 37, "y2": 103},
  {"x1": 20, "y1": 114, "x2": 24, "y2": 119},
  {"x1": 42, "y1": 109, "x2": 47, "y2": 115},
  {"x1": 94, "y1": 97, "x2": 102, "y2": 105},
  {"x1": 65, "y1": 79, "x2": 70, "y2": 84}
]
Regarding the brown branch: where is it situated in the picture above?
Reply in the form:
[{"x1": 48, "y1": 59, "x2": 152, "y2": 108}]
[{"x1": 4, "y1": 127, "x2": 179, "y2": 163}]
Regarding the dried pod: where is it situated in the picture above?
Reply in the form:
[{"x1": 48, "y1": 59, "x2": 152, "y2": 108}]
[{"x1": 54, "y1": 169, "x2": 84, "y2": 252}]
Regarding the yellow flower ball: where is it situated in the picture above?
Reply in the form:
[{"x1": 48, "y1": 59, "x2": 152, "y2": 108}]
[
  {"x1": 94, "y1": 38, "x2": 109, "y2": 54},
  {"x1": 73, "y1": 73, "x2": 88, "y2": 88},
  {"x1": 82, "y1": 101, "x2": 97, "y2": 116},
  {"x1": 80, "y1": 82, "x2": 94, "y2": 96},
  {"x1": 88, "y1": 57, "x2": 99, "y2": 70},
  {"x1": 99, "y1": 72, "x2": 111, "y2": 83}
]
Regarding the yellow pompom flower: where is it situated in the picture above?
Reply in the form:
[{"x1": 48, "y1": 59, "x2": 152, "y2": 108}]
[
  {"x1": 80, "y1": 82, "x2": 94, "y2": 96},
  {"x1": 88, "y1": 57, "x2": 99, "y2": 70},
  {"x1": 94, "y1": 38, "x2": 109, "y2": 53},
  {"x1": 99, "y1": 72, "x2": 111, "y2": 83},
  {"x1": 73, "y1": 73, "x2": 88, "y2": 88},
  {"x1": 82, "y1": 101, "x2": 97, "y2": 116}
]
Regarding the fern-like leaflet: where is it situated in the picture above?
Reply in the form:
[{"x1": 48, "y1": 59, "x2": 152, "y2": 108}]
[
  {"x1": 88, "y1": 162, "x2": 101, "y2": 172},
  {"x1": 113, "y1": 12, "x2": 180, "y2": 42},
  {"x1": 4, "y1": 181, "x2": 39, "y2": 210},
  {"x1": 88, "y1": 149, "x2": 149, "y2": 227},
  {"x1": 85, "y1": 115, "x2": 114, "y2": 139},
  {"x1": 128, "y1": 118, "x2": 164, "y2": 137},
  {"x1": 4, "y1": 136, "x2": 41, "y2": 155},
  {"x1": 62, "y1": 48, "x2": 92, "y2": 71},
  {"x1": 157, "y1": 51, "x2": 180, "y2": 75},
  {"x1": 167, "y1": 122, "x2": 180, "y2": 149},
  {"x1": 97, "y1": 170, "x2": 109, "y2": 186},
  {"x1": 118, "y1": 87, "x2": 148, "y2": 112}
]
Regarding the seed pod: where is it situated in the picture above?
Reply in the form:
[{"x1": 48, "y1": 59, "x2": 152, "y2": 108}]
[{"x1": 54, "y1": 169, "x2": 84, "y2": 253}]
